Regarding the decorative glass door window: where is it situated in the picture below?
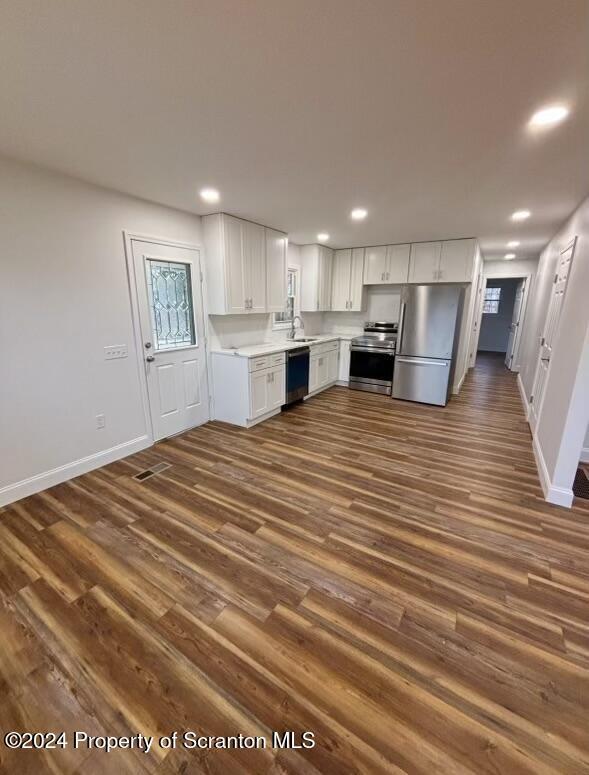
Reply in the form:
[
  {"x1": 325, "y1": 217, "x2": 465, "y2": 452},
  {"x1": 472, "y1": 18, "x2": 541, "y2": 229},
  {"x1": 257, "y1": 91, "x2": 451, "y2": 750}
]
[
  {"x1": 483, "y1": 286, "x2": 501, "y2": 314},
  {"x1": 145, "y1": 259, "x2": 196, "y2": 349}
]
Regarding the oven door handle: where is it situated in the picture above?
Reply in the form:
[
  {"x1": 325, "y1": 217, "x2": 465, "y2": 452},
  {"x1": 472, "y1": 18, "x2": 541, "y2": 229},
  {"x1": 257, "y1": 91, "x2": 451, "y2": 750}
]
[{"x1": 351, "y1": 346, "x2": 395, "y2": 354}]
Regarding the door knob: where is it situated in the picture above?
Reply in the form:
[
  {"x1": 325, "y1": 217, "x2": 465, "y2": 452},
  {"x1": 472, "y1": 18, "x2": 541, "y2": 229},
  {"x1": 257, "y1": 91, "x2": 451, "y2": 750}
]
[
  {"x1": 146, "y1": 355, "x2": 155, "y2": 363},
  {"x1": 145, "y1": 342, "x2": 152, "y2": 349}
]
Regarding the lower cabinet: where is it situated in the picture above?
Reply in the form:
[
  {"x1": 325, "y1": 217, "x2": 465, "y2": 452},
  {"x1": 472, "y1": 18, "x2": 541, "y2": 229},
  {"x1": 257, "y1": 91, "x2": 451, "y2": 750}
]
[
  {"x1": 308, "y1": 340, "x2": 339, "y2": 396},
  {"x1": 337, "y1": 339, "x2": 351, "y2": 383},
  {"x1": 250, "y1": 365, "x2": 285, "y2": 420},
  {"x1": 212, "y1": 351, "x2": 285, "y2": 427}
]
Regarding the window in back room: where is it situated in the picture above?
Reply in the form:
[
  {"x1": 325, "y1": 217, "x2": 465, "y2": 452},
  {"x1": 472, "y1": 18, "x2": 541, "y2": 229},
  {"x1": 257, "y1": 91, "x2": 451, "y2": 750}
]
[{"x1": 483, "y1": 286, "x2": 501, "y2": 314}]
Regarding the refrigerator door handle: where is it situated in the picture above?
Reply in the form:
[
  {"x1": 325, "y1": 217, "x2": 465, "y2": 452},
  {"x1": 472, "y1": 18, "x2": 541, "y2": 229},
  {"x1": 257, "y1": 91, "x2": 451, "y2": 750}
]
[
  {"x1": 395, "y1": 357, "x2": 449, "y2": 367},
  {"x1": 397, "y1": 300, "x2": 406, "y2": 354}
]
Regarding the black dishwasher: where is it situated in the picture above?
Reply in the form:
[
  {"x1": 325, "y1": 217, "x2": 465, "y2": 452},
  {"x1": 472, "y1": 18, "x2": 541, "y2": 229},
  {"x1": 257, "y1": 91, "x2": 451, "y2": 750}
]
[{"x1": 283, "y1": 346, "x2": 310, "y2": 407}]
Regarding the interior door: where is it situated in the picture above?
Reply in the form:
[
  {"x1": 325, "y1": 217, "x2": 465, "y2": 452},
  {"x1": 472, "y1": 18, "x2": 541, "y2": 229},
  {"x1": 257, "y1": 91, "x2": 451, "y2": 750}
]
[
  {"x1": 131, "y1": 239, "x2": 209, "y2": 441},
  {"x1": 331, "y1": 249, "x2": 352, "y2": 311},
  {"x1": 363, "y1": 246, "x2": 387, "y2": 284},
  {"x1": 505, "y1": 278, "x2": 525, "y2": 369},
  {"x1": 529, "y1": 239, "x2": 575, "y2": 432}
]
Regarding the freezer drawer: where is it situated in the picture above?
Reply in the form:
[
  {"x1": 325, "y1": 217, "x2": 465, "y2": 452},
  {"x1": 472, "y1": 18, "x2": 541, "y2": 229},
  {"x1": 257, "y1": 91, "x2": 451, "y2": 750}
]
[{"x1": 392, "y1": 356, "x2": 451, "y2": 406}]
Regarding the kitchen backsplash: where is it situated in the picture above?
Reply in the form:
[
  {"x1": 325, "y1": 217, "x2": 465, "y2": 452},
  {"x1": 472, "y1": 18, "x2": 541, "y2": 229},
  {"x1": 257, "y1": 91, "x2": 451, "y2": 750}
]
[{"x1": 207, "y1": 286, "x2": 401, "y2": 348}]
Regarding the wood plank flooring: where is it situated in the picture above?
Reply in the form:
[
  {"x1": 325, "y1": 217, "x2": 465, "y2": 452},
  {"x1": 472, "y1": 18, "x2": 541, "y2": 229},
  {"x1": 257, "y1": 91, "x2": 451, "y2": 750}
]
[{"x1": 2, "y1": 353, "x2": 589, "y2": 773}]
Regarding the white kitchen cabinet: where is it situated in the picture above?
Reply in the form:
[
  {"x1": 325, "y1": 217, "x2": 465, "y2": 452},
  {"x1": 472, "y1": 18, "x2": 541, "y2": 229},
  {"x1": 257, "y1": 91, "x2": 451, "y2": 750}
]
[
  {"x1": 300, "y1": 244, "x2": 334, "y2": 311},
  {"x1": 331, "y1": 248, "x2": 365, "y2": 311},
  {"x1": 265, "y1": 228, "x2": 287, "y2": 313},
  {"x1": 408, "y1": 241, "x2": 442, "y2": 284},
  {"x1": 331, "y1": 249, "x2": 352, "y2": 311},
  {"x1": 249, "y1": 364, "x2": 284, "y2": 419},
  {"x1": 408, "y1": 239, "x2": 475, "y2": 284},
  {"x1": 363, "y1": 244, "x2": 409, "y2": 285},
  {"x1": 211, "y1": 351, "x2": 285, "y2": 427},
  {"x1": 385, "y1": 244, "x2": 410, "y2": 284},
  {"x1": 203, "y1": 213, "x2": 286, "y2": 315},
  {"x1": 363, "y1": 246, "x2": 387, "y2": 284},
  {"x1": 337, "y1": 339, "x2": 351, "y2": 384},
  {"x1": 438, "y1": 239, "x2": 476, "y2": 283},
  {"x1": 307, "y1": 340, "x2": 339, "y2": 396},
  {"x1": 327, "y1": 348, "x2": 339, "y2": 382},
  {"x1": 244, "y1": 221, "x2": 267, "y2": 312}
]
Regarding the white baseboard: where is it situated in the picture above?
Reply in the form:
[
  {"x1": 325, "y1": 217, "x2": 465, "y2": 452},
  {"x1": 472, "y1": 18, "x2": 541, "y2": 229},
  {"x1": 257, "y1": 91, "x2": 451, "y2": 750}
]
[
  {"x1": 0, "y1": 435, "x2": 152, "y2": 508},
  {"x1": 532, "y1": 434, "x2": 574, "y2": 508},
  {"x1": 516, "y1": 373, "x2": 530, "y2": 420},
  {"x1": 580, "y1": 447, "x2": 589, "y2": 464},
  {"x1": 452, "y1": 372, "x2": 466, "y2": 395}
]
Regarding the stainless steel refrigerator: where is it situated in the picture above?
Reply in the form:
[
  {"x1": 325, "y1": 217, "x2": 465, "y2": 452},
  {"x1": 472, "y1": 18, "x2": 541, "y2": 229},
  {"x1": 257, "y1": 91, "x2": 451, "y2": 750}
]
[{"x1": 392, "y1": 285, "x2": 464, "y2": 406}]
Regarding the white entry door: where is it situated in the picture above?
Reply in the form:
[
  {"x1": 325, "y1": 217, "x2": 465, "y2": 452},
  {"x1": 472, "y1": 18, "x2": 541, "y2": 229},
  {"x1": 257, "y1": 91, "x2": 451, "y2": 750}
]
[
  {"x1": 131, "y1": 238, "x2": 209, "y2": 440},
  {"x1": 505, "y1": 278, "x2": 526, "y2": 370},
  {"x1": 529, "y1": 239, "x2": 575, "y2": 432}
]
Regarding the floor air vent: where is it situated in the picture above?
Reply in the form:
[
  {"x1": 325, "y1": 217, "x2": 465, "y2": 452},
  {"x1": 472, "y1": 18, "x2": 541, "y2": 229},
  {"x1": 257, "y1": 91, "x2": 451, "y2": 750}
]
[{"x1": 133, "y1": 461, "x2": 172, "y2": 481}]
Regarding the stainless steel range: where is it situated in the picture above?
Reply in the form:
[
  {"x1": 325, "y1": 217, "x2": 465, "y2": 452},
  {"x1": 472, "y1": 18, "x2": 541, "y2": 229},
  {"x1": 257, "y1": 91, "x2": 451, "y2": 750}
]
[{"x1": 349, "y1": 321, "x2": 398, "y2": 395}]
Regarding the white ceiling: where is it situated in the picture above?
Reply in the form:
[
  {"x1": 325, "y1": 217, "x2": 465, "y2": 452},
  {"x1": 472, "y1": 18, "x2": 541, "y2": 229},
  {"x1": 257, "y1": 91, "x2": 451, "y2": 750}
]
[{"x1": 1, "y1": 1, "x2": 588, "y2": 259}]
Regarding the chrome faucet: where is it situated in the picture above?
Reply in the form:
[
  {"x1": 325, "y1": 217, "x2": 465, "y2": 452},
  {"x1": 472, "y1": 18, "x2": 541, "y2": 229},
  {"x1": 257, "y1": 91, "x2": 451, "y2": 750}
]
[{"x1": 287, "y1": 315, "x2": 304, "y2": 340}]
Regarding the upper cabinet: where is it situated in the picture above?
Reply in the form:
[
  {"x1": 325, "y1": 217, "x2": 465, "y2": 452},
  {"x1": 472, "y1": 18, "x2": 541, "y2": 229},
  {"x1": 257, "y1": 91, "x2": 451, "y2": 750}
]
[
  {"x1": 265, "y1": 228, "x2": 287, "y2": 313},
  {"x1": 331, "y1": 248, "x2": 365, "y2": 311},
  {"x1": 408, "y1": 241, "x2": 442, "y2": 284},
  {"x1": 407, "y1": 239, "x2": 475, "y2": 284},
  {"x1": 300, "y1": 244, "x2": 334, "y2": 311},
  {"x1": 363, "y1": 244, "x2": 410, "y2": 285},
  {"x1": 363, "y1": 246, "x2": 387, "y2": 284},
  {"x1": 438, "y1": 239, "x2": 476, "y2": 283},
  {"x1": 203, "y1": 213, "x2": 286, "y2": 314}
]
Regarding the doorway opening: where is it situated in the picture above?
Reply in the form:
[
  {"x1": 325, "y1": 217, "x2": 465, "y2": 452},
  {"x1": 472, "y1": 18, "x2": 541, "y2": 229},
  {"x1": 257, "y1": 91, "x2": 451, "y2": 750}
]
[{"x1": 475, "y1": 275, "x2": 530, "y2": 371}]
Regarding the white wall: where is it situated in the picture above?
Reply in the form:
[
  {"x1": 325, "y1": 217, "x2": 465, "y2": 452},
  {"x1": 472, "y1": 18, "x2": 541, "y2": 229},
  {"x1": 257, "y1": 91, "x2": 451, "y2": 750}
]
[
  {"x1": 0, "y1": 156, "x2": 203, "y2": 505},
  {"x1": 484, "y1": 257, "x2": 538, "y2": 280},
  {"x1": 517, "y1": 195, "x2": 589, "y2": 505},
  {"x1": 478, "y1": 278, "x2": 519, "y2": 352}
]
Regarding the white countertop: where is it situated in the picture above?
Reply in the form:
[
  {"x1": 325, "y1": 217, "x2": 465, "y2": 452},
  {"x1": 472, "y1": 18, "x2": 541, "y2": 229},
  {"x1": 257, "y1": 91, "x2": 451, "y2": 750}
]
[{"x1": 211, "y1": 334, "x2": 345, "y2": 358}]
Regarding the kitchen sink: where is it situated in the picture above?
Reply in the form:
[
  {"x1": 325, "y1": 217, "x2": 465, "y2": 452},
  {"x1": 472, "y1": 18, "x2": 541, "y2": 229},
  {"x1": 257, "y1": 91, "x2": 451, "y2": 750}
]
[{"x1": 292, "y1": 337, "x2": 319, "y2": 342}]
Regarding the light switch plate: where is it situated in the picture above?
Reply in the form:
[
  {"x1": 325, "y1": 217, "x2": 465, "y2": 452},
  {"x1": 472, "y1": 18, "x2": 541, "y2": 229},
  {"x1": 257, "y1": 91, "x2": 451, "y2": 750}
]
[{"x1": 104, "y1": 345, "x2": 128, "y2": 360}]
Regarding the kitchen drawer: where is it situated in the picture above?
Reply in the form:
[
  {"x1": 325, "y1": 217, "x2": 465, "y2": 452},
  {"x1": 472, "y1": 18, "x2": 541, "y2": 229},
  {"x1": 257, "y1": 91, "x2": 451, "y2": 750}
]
[
  {"x1": 310, "y1": 340, "x2": 339, "y2": 356},
  {"x1": 248, "y1": 351, "x2": 285, "y2": 372}
]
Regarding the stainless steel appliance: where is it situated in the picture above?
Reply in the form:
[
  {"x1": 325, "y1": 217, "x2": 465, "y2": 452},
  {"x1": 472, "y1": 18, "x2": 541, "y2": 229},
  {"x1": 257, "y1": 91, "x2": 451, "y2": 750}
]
[
  {"x1": 349, "y1": 322, "x2": 397, "y2": 395},
  {"x1": 392, "y1": 285, "x2": 464, "y2": 406},
  {"x1": 284, "y1": 346, "x2": 310, "y2": 406}
]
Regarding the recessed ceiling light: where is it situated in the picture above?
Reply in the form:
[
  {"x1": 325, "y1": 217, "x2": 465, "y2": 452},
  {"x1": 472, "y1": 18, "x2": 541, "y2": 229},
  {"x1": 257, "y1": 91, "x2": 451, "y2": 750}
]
[
  {"x1": 504, "y1": 253, "x2": 516, "y2": 260},
  {"x1": 507, "y1": 240, "x2": 520, "y2": 248},
  {"x1": 199, "y1": 187, "x2": 220, "y2": 204},
  {"x1": 511, "y1": 209, "x2": 531, "y2": 221},
  {"x1": 317, "y1": 232, "x2": 329, "y2": 242},
  {"x1": 350, "y1": 208, "x2": 368, "y2": 221},
  {"x1": 529, "y1": 104, "x2": 569, "y2": 128}
]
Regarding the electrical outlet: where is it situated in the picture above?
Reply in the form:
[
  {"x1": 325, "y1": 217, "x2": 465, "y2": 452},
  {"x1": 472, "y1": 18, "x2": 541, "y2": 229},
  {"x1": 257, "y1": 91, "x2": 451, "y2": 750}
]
[
  {"x1": 104, "y1": 345, "x2": 128, "y2": 360},
  {"x1": 96, "y1": 414, "x2": 106, "y2": 429}
]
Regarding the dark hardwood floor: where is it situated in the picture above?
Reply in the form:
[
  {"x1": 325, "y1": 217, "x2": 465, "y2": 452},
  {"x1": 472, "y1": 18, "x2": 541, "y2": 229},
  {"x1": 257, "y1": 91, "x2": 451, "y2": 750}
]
[{"x1": 1, "y1": 354, "x2": 589, "y2": 773}]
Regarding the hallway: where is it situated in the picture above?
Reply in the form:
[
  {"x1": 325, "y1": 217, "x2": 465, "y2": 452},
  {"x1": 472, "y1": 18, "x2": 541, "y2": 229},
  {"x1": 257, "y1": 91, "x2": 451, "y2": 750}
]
[{"x1": 1, "y1": 354, "x2": 589, "y2": 773}]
